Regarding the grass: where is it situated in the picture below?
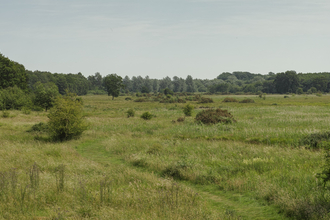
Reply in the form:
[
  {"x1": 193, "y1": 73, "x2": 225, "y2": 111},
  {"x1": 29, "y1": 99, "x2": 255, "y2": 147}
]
[{"x1": 1, "y1": 94, "x2": 330, "y2": 219}]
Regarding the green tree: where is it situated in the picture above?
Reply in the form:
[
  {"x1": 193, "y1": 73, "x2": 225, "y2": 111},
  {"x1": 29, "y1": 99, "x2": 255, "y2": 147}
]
[
  {"x1": 103, "y1": 74, "x2": 125, "y2": 100},
  {"x1": 273, "y1": 71, "x2": 299, "y2": 94},
  {"x1": 186, "y1": 75, "x2": 196, "y2": 93},
  {"x1": 33, "y1": 81, "x2": 59, "y2": 111},
  {"x1": 141, "y1": 86, "x2": 150, "y2": 93},
  {"x1": 0, "y1": 86, "x2": 32, "y2": 110},
  {"x1": 0, "y1": 53, "x2": 28, "y2": 90},
  {"x1": 47, "y1": 92, "x2": 87, "y2": 141}
]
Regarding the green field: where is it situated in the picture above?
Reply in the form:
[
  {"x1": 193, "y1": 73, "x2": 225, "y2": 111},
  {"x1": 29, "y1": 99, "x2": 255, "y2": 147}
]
[{"x1": 1, "y1": 94, "x2": 330, "y2": 219}]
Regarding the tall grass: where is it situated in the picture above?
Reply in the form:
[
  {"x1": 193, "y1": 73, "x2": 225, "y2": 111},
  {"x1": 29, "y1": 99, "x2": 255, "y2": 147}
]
[{"x1": 1, "y1": 94, "x2": 330, "y2": 219}]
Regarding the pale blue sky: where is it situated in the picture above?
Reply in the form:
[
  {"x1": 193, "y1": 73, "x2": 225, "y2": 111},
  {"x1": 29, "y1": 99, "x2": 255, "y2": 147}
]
[{"x1": 1, "y1": 0, "x2": 329, "y2": 79}]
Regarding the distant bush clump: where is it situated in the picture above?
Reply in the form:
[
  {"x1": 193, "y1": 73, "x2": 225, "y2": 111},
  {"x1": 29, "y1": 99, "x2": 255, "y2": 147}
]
[
  {"x1": 222, "y1": 97, "x2": 238, "y2": 102},
  {"x1": 183, "y1": 104, "x2": 194, "y2": 116},
  {"x1": 177, "y1": 117, "x2": 185, "y2": 122},
  {"x1": 125, "y1": 97, "x2": 132, "y2": 101},
  {"x1": 141, "y1": 112, "x2": 153, "y2": 120},
  {"x1": 198, "y1": 97, "x2": 214, "y2": 103},
  {"x1": 239, "y1": 99, "x2": 255, "y2": 103},
  {"x1": 195, "y1": 108, "x2": 236, "y2": 125},
  {"x1": 126, "y1": 108, "x2": 135, "y2": 118},
  {"x1": 134, "y1": 98, "x2": 147, "y2": 102}
]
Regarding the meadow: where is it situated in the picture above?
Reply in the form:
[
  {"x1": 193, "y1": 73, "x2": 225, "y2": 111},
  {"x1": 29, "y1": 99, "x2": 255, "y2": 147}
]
[{"x1": 1, "y1": 93, "x2": 330, "y2": 219}]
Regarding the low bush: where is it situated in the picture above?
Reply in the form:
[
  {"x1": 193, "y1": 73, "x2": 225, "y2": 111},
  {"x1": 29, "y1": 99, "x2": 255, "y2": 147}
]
[
  {"x1": 222, "y1": 97, "x2": 238, "y2": 102},
  {"x1": 195, "y1": 108, "x2": 236, "y2": 125},
  {"x1": 183, "y1": 104, "x2": 194, "y2": 116},
  {"x1": 198, "y1": 97, "x2": 214, "y2": 103},
  {"x1": 239, "y1": 99, "x2": 255, "y2": 103},
  {"x1": 141, "y1": 112, "x2": 153, "y2": 120},
  {"x1": 125, "y1": 97, "x2": 132, "y2": 101},
  {"x1": 301, "y1": 131, "x2": 330, "y2": 149},
  {"x1": 134, "y1": 98, "x2": 147, "y2": 102},
  {"x1": 126, "y1": 108, "x2": 135, "y2": 118},
  {"x1": 27, "y1": 122, "x2": 49, "y2": 133},
  {"x1": 177, "y1": 117, "x2": 185, "y2": 122}
]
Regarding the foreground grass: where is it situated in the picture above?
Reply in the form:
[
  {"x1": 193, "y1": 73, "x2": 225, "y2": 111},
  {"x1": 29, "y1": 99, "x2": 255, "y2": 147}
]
[{"x1": 1, "y1": 94, "x2": 330, "y2": 219}]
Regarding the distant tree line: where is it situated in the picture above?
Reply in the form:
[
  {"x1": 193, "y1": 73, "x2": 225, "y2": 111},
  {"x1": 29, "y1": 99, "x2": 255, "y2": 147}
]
[{"x1": 1, "y1": 53, "x2": 330, "y2": 111}]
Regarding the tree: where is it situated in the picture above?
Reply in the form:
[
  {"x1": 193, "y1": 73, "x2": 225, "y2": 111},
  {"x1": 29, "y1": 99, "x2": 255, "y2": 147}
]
[
  {"x1": 273, "y1": 71, "x2": 299, "y2": 94},
  {"x1": 217, "y1": 72, "x2": 232, "y2": 81},
  {"x1": 141, "y1": 86, "x2": 150, "y2": 93},
  {"x1": 56, "y1": 75, "x2": 68, "y2": 95},
  {"x1": 33, "y1": 81, "x2": 59, "y2": 111},
  {"x1": 0, "y1": 53, "x2": 28, "y2": 90},
  {"x1": 47, "y1": 92, "x2": 87, "y2": 141},
  {"x1": 103, "y1": 74, "x2": 125, "y2": 100},
  {"x1": 186, "y1": 75, "x2": 196, "y2": 93}
]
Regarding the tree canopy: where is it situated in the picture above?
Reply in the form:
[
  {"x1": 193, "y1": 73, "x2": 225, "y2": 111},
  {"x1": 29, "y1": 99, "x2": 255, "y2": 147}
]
[
  {"x1": 103, "y1": 74, "x2": 125, "y2": 100},
  {"x1": 0, "y1": 53, "x2": 28, "y2": 90}
]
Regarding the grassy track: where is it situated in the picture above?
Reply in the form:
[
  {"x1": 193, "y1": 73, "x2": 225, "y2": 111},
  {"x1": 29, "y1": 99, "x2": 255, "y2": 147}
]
[{"x1": 76, "y1": 136, "x2": 288, "y2": 219}]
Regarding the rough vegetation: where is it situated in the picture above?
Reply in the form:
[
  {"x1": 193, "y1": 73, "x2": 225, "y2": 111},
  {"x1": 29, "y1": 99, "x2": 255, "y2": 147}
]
[
  {"x1": 195, "y1": 108, "x2": 236, "y2": 124},
  {"x1": 47, "y1": 93, "x2": 88, "y2": 141}
]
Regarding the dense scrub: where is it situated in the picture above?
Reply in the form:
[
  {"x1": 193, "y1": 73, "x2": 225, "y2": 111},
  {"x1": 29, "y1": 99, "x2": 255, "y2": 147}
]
[{"x1": 195, "y1": 108, "x2": 236, "y2": 125}]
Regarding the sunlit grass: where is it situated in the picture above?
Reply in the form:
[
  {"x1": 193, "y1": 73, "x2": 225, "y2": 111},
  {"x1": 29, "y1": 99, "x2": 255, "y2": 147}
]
[{"x1": 1, "y1": 94, "x2": 330, "y2": 219}]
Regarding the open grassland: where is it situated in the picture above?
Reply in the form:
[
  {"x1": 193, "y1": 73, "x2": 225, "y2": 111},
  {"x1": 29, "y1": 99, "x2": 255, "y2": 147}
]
[{"x1": 1, "y1": 94, "x2": 330, "y2": 219}]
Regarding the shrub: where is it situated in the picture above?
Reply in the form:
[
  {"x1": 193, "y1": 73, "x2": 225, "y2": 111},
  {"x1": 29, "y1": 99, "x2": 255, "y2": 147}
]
[
  {"x1": 126, "y1": 109, "x2": 135, "y2": 118},
  {"x1": 316, "y1": 93, "x2": 322, "y2": 97},
  {"x1": 284, "y1": 96, "x2": 290, "y2": 98},
  {"x1": 239, "y1": 99, "x2": 255, "y2": 103},
  {"x1": 141, "y1": 112, "x2": 153, "y2": 120},
  {"x1": 177, "y1": 98, "x2": 186, "y2": 103},
  {"x1": 47, "y1": 93, "x2": 88, "y2": 141},
  {"x1": 183, "y1": 104, "x2": 194, "y2": 116},
  {"x1": 222, "y1": 97, "x2": 238, "y2": 102},
  {"x1": 198, "y1": 97, "x2": 214, "y2": 103},
  {"x1": 193, "y1": 94, "x2": 201, "y2": 101},
  {"x1": 125, "y1": 97, "x2": 132, "y2": 101},
  {"x1": 134, "y1": 98, "x2": 147, "y2": 102},
  {"x1": 177, "y1": 117, "x2": 185, "y2": 122},
  {"x1": 163, "y1": 88, "x2": 174, "y2": 96},
  {"x1": 195, "y1": 108, "x2": 236, "y2": 125},
  {"x1": 27, "y1": 122, "x2": 48, "y2": 133},
  {"x1": 301, "y1": 131, "x2": 330, "y2": 149},
  {"x1": 317, "y1": 150, "x2": 330, "y2": 187}
]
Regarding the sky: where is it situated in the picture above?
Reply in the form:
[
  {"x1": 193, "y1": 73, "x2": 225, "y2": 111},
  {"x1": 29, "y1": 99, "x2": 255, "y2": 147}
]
[{"x1": 1, "y1": 0, "x2": 330, "y2": 79}]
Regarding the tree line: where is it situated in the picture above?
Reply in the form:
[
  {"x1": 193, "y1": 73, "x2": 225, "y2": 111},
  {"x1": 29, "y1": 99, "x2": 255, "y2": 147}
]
[{"x1": 1, "y1": 52, "x2": 330, "y2": 111}]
